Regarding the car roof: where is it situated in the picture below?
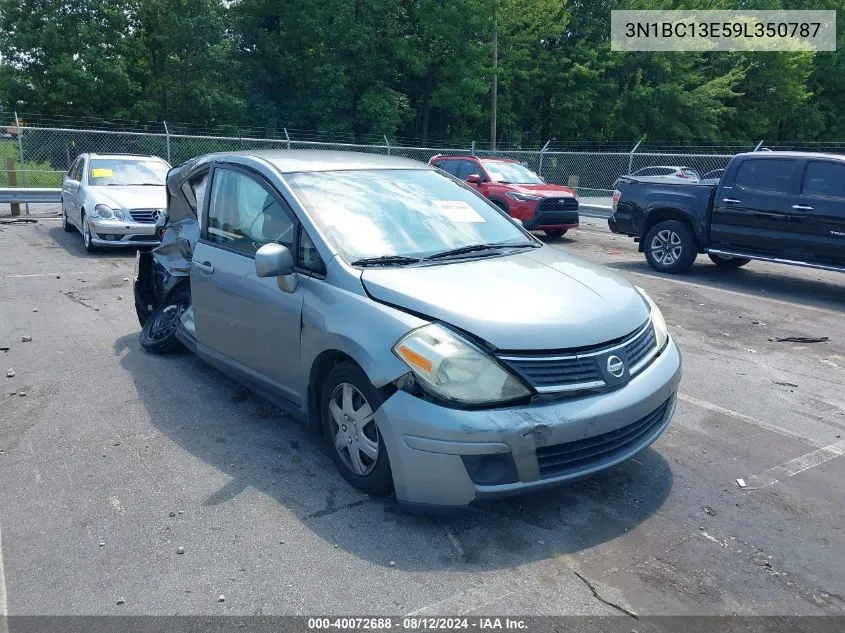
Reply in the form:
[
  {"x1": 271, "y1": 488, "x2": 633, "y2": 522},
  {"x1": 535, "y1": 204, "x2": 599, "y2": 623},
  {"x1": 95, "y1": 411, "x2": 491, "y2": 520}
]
[
  {"x1": 431, "y1": 155, "x2": 518, "y2": 164},
  {"x1": 86, "y1": 153, "x2": 167, "y2": 161},
  {"x1": 208, "y1": 150, "x2": 430, "y2": 173},
  {"x1": 636, "y1": 166, "x2": 688, "y2": 170},
  {"x1": 733, "y1": 151, "x2": 845, "y2": 161}
]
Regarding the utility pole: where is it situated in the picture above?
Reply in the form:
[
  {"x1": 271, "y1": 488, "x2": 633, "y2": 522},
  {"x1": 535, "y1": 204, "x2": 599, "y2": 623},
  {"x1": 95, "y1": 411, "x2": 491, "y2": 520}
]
[{"x1": 490, "y1": 8, "x2": 498, "y2": 152}]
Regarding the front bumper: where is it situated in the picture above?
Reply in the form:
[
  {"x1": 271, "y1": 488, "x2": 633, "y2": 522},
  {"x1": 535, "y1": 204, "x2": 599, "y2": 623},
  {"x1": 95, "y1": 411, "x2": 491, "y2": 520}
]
[
  {"x1": 88, "y1": 217, "x2": 161, "y2": 247},
  {"x1": 376, "y1": 337, "x2": 681, "y2": 507}
]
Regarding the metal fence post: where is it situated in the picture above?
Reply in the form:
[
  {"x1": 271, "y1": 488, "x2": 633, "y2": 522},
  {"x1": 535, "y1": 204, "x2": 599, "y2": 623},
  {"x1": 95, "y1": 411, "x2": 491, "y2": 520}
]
[
  {"x1": 538, "y1": 139, "x2": 551, "y2": 179},
  {"x1": 471, "y1": 141, "x2": 476, "y2": 156},
  {"x1": 14, "y1": 111, "x2": 29, "y2": 214},
  {"x1": 283, "y1": 128, "x2": 291, "y2": 150},
  {"x1": 627, "y1": 139, "x2": 642, "y2": 175},
  {"x1": 163, "y1": 120, "x2": 172, "y2": 164},
  {"x1": 384, "y1": 135, "x2": 391, "y2": 155},
  {"x1": 754, "y1": 139, "x2": 764, "y2": 151}
]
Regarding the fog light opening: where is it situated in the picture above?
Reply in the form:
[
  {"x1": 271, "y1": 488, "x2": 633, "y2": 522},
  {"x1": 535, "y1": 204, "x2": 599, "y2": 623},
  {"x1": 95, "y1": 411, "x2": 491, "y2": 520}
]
[{"x1": 461, "y1": 453, "x2": 519, "y2": 486}]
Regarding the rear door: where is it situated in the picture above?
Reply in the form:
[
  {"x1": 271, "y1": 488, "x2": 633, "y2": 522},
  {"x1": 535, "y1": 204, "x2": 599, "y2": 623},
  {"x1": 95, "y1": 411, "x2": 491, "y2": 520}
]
[
  {"x1": 795, "y1": 159, "x2": 845, "y2": 265},
  {"x1": 62, "y1": 157, "x2": 84, "y2": 228},
  {"x1": 190, "y1": 164, "x2": 306, "y2": 407},
  {"x1": 710, "y1": 157, "x2": 800, "y2": 254}
]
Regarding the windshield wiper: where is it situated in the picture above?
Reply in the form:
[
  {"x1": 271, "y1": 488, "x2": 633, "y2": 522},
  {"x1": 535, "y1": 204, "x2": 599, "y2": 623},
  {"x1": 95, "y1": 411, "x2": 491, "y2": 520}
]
[
  {"x1": 351, "y1": 255, "x2": 421, "y2": 267},
  {"x1": 424, "y1": 241, "x2": 535, "y2": 261}
]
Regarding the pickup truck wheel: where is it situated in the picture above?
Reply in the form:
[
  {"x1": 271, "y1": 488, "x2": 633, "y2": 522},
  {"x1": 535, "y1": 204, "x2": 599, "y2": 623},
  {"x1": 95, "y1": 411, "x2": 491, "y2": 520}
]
[
  {"x1": 708, "y1": 253, "x2": 751, "y2": 269},
  {"x1": 644, "y1": 220, "x2": 697, "y2": 274}
]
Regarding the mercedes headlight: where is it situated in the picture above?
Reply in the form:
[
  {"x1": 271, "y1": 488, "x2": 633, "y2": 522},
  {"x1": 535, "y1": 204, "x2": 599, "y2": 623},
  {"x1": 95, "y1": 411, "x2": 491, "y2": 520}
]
[
  {"x1": 94, "y1": 204, "x2": 115, "y2": 219},
  {"x1": 506, "y1": 192, "x2": 542, "y2": 202},
  {"x1": 636, "y1": 287, "x2": 668, "y2": 351},
  {"x1": 393, "y1": 323, "x2": 530, "y2": 405}
]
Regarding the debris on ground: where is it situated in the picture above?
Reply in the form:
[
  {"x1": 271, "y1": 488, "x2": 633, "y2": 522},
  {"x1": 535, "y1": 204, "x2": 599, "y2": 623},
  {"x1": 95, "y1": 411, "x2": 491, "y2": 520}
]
[
  {"x1": 389, "y1": 560, "x2": 396, "y2": 567},
  {"x1": 703, "y1": 506, "x2": 717, "y2": 516},
  {"x1": 98, "y1": 541, "x2": 105, "y2": 547},
  {"x1": 769, "y1": 336, "x2": 829, "y2": 344},
  {"x1": 752, "y1": 320, "x2": 766, "y2": 326},
  {"x1": 123, "y1": 277, "x2": 129, "y2": 282},
  {"x1": 774, "y1": 381, "x2": 798, "y2": 388},
  {"x1": 6, "y1": 368, "x2": 14, "y2": 378},
  {"x1": 21, "y1": 335, "x2": 32, "y2": 343},
  {"x1": 168, "y1": 511, "x2": 176, "y2": 517},
  {"x1": 115, "y1": 598, "x2": 125, "y2": 606},
  {"x1": 0, "y1": 218, "x2": 38, "y2": 225},
  {"x1": 176, "y1": 546, "x2": 185, "y2": 554},
  {"x1": 117, "y1": 295, "x2": 123, "y2": 300},
  {"x1": 736, "y1": 478, "x2": 747, "y2": 488},
  {"x1": 1, "y1": 347, "x2": 9, "y2": 353},
  {"x1": 18, "y1": 392, "x2": 26, "y2": 397},
  {"x1": 218, "y1": 595, "x2": 226, "y2": 603}
]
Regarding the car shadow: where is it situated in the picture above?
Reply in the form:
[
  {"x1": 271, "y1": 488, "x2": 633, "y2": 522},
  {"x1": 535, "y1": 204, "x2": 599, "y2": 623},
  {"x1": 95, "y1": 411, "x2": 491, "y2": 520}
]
[
  {"x1": 606, "y1": 258, "x2": 845, "y2": 312},
  {"x1": 114, "y1": 331, "x2": 673, "y2": 572},
  {"x1": 47, "y1": 225, "x2": 148, "y2": 259}
]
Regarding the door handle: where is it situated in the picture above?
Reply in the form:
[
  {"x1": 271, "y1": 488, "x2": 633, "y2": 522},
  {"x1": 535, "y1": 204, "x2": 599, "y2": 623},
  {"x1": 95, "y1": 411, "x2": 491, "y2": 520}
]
[
  {"x1": 722, "y1": 198, "x2": 741, "y2": 204},
  {"x1": 193, "y1": 261, "x2": 214, "y2": 274},
  {"x1": 791, "y1": 204, "x2": 814, "y2": 211}
]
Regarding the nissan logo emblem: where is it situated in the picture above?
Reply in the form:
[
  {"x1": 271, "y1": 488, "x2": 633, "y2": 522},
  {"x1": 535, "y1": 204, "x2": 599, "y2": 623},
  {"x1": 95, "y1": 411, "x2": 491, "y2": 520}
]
[{"x1": 607, "y1": 355, "x2": 625, "y2": 378}]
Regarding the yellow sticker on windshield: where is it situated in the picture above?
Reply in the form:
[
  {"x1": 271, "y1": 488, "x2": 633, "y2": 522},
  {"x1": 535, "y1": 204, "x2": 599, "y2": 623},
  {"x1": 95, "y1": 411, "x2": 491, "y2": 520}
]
[
  {"x1": 433, "y1": 200, "x2": 486, "y2": 223},
  {"x1": 91, "y1": 168, "x2": 112, "y2": 178}
]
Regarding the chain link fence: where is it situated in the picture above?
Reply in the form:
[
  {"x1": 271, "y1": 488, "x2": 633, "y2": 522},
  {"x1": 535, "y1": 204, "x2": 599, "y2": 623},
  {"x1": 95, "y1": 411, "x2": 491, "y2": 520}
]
[{"x1": 0, "y1": 116, "x2": 779, "y2": 201}]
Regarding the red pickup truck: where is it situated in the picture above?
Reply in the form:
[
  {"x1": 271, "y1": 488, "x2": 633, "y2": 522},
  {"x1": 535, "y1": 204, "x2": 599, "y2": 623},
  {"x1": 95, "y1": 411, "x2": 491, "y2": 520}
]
[{"x1": 429, "y1": 155, "x2": 579, "y2": 238}]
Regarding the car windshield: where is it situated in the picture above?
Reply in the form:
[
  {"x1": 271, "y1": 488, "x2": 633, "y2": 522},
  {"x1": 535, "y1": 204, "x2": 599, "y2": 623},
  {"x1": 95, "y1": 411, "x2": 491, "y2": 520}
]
[
  {"x1": 285, "y1": 169, "x2": 533, "y2": 263},
  {"x1": 88, "y1": 159, "x2": 168, "y2": 186},
  {"x1": 481, "y1": 160, "x2": 543, "y2": 184}
]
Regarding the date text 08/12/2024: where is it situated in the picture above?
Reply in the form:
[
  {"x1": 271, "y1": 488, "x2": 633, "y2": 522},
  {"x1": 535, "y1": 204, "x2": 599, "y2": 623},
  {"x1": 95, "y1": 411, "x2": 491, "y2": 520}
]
[{"x1": 307, "y1": 617, "x2": 528, "y2": 630}]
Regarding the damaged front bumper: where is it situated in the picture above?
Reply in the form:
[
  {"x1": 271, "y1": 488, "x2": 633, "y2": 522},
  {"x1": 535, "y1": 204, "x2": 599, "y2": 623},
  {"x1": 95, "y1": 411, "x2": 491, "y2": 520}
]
[{"x1": 376, "y1": 337, "x2": 681, "y2": 508}]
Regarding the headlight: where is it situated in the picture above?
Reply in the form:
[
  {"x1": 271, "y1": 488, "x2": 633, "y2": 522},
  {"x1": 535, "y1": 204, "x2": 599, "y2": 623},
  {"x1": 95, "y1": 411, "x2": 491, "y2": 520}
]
[
  {"x1": 393, "y1": 323, "x2": 530, "y2": 405},
  {"x1": 113, "y1": 208, "x2": 125, "y2": 220},
  {"x1": 94, "y1": 204, "x2": 114, "y2": 219},
  {"x1": 506, "y1": 192, "x2": 543, "y2": 202},
  {"x1": 636, "y1": 287, "x2": 669, "y2": 351}
]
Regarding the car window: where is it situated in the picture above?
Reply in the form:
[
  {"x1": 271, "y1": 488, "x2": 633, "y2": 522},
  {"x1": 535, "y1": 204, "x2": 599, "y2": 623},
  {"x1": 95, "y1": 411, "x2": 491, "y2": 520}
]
[
  {"x1": 480, "y1": 160, "x2": 543, "y2": 184},
  {"x1": 437, "y1": 160, "x2": 460, "y2": 176},
  {"x1": 298, "y1": 226, "x2": 326, "y2": 275},
  {"x1": 734, "y1": 159, "x2": 797, "y2": 194},
  {"x1": 457, "y1": 160, "x2": 481, "y2": 180},
  {"x1": 682, "y1": 169, "x2": 699, "y2": 178},
  {"x1": 801, "y1": 162, "x2": 845, "y2": 199},
  {"x1": 181, "y1": 171, "x2": 209, "y2": 213},
  {"x1": 206, "y1": 168, "x2": 296, "y2": 256},
  {"x1": 68, "y1": 158, "x2": 81, "y2": 181}
]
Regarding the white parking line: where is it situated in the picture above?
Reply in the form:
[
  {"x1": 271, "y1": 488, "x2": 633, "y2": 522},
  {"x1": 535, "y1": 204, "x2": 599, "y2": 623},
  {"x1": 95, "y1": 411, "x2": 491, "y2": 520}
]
[
  {"x1": 0, "y1": 521, "x2": 8, "y2": 620},
  {"x1": 678, "y1": 393, "x2": 827, "y2": 448},
  {"x1": 2, "y1": 271, "x2": 86, "y2": 279},
  {"x1": 745, "y1": 440, "x2": 845, "y2": 490}
]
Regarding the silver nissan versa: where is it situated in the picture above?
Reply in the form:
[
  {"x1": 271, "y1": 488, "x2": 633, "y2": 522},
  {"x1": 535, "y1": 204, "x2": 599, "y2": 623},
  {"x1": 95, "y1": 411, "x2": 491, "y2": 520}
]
[{"x1": 134, "y1": 151, "x2": 682, "y2": 509}]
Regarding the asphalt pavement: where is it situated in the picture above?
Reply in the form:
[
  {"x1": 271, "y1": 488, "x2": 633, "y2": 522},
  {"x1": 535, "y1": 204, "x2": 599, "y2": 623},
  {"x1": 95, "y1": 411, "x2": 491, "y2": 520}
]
[{"x1": 0, "y1": 216, "x2": 843, "y2": 617}]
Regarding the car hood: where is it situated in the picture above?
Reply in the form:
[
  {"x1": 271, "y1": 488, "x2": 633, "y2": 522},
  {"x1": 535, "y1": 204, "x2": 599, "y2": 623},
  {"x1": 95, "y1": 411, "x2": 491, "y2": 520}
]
[
  {"x1": 361, "y1": 247, "x2": 649, "y2": 350},
  {"x1": 88, "y1": 185, "x2": 166, "y2": 210},
  {"x1": 505, "y1": 183, "x2": 576, "y2": 198}
]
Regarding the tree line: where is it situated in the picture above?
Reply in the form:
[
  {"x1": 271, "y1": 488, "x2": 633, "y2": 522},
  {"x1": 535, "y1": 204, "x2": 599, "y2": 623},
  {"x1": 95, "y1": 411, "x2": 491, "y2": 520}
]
[{"x1": 1, "y1": 0, "x2": 843, "y2": 146}]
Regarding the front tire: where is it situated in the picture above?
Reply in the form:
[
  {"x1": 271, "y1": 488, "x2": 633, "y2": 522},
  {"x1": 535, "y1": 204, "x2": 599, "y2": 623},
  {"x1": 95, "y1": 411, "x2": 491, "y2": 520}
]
[
  {"x1": 644, "y1": 220, "x2": 698, "y2": 274},
  {"x1": 139, "y1": 289, "x2": 190, "y2": 354},
  {"x1": 321, "y1": 362, "x2": 393, "y2": 495},
  {"x1": 81, "y1": 211, "x2": 97, "y2": 253},
  {"x1": 708, "y1": 253, "x2": 751, "y2": 269},
  {"x1": 544, "y1": 229, "x2": 567, "y2": 239}
]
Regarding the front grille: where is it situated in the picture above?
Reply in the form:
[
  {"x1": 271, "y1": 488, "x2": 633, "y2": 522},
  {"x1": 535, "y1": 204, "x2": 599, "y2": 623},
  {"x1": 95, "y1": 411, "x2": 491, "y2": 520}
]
[
  {"x1": 498, "y1": 320, "x2": 659, "y2": 393},
  {"x1": 538, "y1": 197, "x2": 579, "y2": 212},
  {"x1": 128, "y1": 209, "x2": 161, "y2": 223},
  {"x1": 626, "y1": 325, "x2": 657, "y2": 368},
  {"x1": 536, "y1": 397, "x2": 672, "y2": 479}
]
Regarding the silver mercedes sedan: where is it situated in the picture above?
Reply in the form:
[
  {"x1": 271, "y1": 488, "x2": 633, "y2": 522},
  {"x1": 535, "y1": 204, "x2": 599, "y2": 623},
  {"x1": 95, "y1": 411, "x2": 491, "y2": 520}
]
[
  {"x1": 61, "y1": 153, "x2": 170, "y2": 252},
  {"x1": 134, "y1": 150, "x2": 682, "y2": 509}
]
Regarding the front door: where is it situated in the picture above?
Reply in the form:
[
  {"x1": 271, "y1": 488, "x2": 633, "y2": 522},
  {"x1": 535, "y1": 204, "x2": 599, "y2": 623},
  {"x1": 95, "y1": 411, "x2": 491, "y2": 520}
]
[
  {"x1": 62, "y1": 157, "x2": 84, "y2": 228},
  {"x1": 190, "y1": 165, "x2": 306, "y2": 406}
]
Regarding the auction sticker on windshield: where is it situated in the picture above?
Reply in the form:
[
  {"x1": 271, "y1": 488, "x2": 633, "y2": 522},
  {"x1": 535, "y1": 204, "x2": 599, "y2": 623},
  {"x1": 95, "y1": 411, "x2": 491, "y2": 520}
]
[
  {"x1": 91, "y1": 168, "x2": 113, "y2": 178},
  {"x1": 433, "y1": 200, "x2": 485, "y2": 223}
]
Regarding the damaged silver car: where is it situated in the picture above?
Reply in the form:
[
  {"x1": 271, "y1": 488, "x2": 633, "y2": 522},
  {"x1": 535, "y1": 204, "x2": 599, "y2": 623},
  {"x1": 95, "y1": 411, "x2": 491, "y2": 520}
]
[{"x1": 134, "y1": 150, "x2": 681, "y2": 509}]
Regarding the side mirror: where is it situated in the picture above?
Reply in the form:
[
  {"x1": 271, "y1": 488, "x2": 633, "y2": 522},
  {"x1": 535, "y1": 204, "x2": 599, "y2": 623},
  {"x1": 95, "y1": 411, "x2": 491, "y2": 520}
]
[
  {"x1": 466, "y1": 174, "x2": 482, "y2": 185},
  {"x1": 255, "y1": 242, "x2": 296, "y2": 284},
  {"x1": 513, "y1": 218, "x2": 524, "y2": 227}
]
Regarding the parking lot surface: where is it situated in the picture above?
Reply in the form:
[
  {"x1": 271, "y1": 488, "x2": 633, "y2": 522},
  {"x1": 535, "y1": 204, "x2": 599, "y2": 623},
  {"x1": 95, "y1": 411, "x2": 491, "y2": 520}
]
[{"x1": 1, "y1": 215, "x2": 843, "y2": 616}]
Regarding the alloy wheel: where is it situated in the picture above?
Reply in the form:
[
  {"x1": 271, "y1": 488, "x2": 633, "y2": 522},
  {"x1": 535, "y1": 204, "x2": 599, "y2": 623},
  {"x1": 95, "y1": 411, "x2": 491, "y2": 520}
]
[
  {"x1": 148, "y1": 302, "x2": 187, "y2": 342},
  {"x1": 650, "y1": 229, "x2": 683, "y2": 266},
  {"x1": 328, "y1": 382, "x2": 380, "y2": 476},
  {"x1": 83, "y1": 221, "x2": 92, "y2": 248}
]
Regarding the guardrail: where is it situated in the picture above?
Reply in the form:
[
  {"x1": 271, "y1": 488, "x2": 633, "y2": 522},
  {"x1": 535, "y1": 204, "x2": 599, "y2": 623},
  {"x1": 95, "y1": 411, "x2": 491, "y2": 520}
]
[{"x1": 0, "y1": 187, "x2": 62, "y2": 203}]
